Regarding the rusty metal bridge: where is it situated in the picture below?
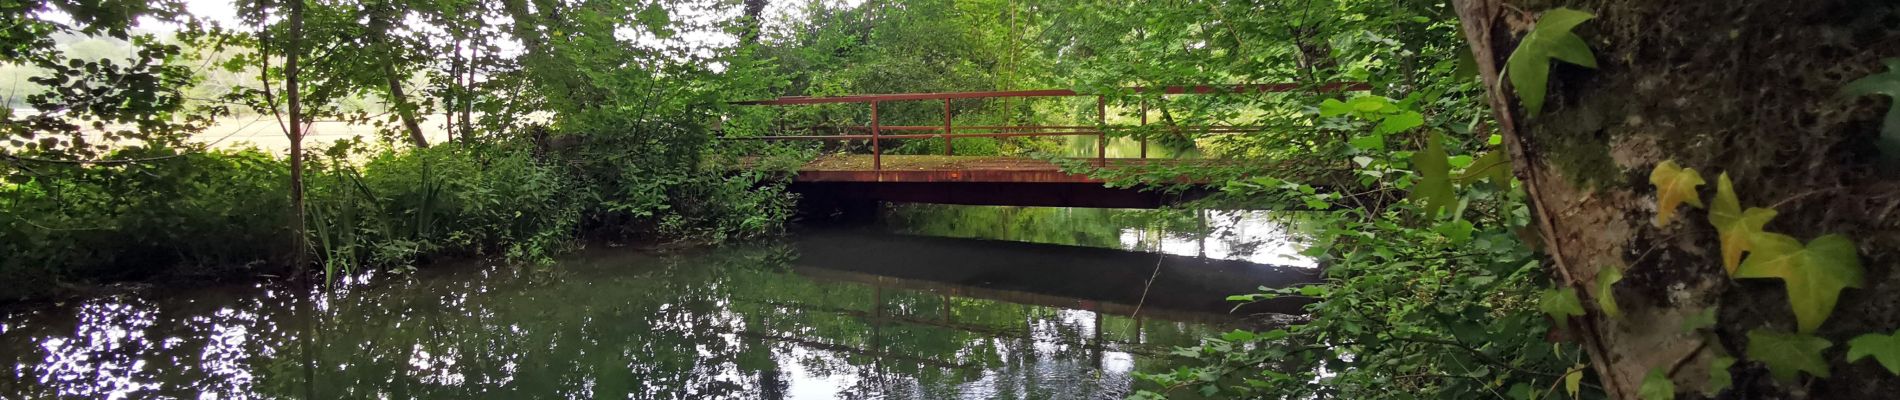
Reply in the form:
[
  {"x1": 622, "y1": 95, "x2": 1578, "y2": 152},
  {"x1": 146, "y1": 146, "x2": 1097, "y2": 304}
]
[{"x1": 724, "y1": 83, "x2": 1365, "y2": 210}]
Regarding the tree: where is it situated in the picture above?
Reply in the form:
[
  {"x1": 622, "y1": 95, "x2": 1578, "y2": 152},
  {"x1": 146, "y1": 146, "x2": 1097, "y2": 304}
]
[{"x1": 1453, "y1": 0, "x2": 1899, "y2": 397}]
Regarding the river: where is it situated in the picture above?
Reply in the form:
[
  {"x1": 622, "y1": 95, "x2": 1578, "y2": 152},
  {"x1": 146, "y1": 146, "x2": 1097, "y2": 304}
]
[{"x1": 0, "y1": 206, "x2": 1318, "y2": 399}]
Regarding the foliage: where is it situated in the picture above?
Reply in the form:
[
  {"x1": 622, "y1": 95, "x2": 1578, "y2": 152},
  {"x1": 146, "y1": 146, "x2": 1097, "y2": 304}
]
[
  {"x1": 1647, "y1": 160, "x2": 1704, "y2": 227},
  {"x1": 1639, "y1": 369, "x2": 1674, "y2": 400},
  {"x1": 1745, "y1": 329, "x2": 1833, "y2": 382},
  {"x1": 1734, "y1": 233, "x2": 1865, "y2": 333},
  {"x1": 1708, "y1": 173, "x2": 1777, "y2": 274},
  {"x1": 1846, "y1": 330, "x2": 1900, "y2": 375},
  {"x1": 1840, "y1": 58, "x2": 1900, "y2": 160},
  {"x1": 1504, "y1": 8, "x2": 1597, "y2": 117}
]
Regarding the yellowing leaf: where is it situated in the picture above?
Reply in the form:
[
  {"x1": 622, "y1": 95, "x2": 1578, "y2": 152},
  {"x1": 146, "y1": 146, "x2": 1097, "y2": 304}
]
[
  {"x1": 1505, "y1": 8, "x2": 1598, "y2": 116},
  {"x1": 1847, "y1": 330, "x2": 1900, "y2": 375},
  {"x1": 1746, "y1": 329, "x2": 1831, "y2": 382},
  {"x1": 1408, "y1": 134, "x2": 1456, "y2": 217},
  {"x1": 1735, "y1": 233, "x2": 1865, "y2": 333},
  {"x1": 1639, "y1": 368, "x2": 1675, "y2": 400},
  {"x1": 1596, "y1": 266, "x2": 1622, "y2": 318},
  {"x1": 1564, "y1": 366, "x2": 1584, "y2": 398},
  {"x1": 1649, "y1": 160, "x2": 1705, "y2": 227},
  {"x1": 1708, "y1": 173, "x2": 1778, "y2": 274}
]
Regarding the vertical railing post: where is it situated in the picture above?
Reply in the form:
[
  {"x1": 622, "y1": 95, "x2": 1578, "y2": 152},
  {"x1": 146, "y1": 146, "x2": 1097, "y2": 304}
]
[
  {"x1": 871, "y1": 101, "x2": 881, "y2": 171},
  {"x1": 1138, "y1": 99, "x2": 1148, "y2": 159},
  {"x1": 943, "y1": 98, "x2": 954, "y2": 156},
  {"x1": 1096, "y1": 96, "x2": 1107, "y2": 166}
]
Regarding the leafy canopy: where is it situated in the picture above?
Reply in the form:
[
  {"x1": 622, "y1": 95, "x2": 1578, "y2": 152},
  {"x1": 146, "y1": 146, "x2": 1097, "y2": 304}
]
[
  {"x1": 1505, "y1": 8, "x2": 1597, "y2": 116},
  {"x1": 1735, "y1": 233, "x2": 1864, "y2": 333}
]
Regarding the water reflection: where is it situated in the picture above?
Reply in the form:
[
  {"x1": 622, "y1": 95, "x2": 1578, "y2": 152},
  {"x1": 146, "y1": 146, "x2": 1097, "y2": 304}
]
[
  {"x1": 885, "y1": 205, "x2": 1316, "y2": 267},
  {"x1": 1, "y1": 232, "x2": 1313, "y2": 399}
]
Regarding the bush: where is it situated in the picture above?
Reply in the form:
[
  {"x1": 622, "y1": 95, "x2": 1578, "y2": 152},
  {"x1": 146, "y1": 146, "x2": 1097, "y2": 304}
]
[{"x1": 0, "y1": 119, "x2": 800, "y2": 300}]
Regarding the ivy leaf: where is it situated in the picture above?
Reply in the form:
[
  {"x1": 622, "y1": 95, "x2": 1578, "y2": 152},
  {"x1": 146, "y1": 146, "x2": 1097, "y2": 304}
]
[
  {"x1": 1596, "y1": 266, "x2": 1622, "y2": 318},
  {"x1": 1735, "y1": 233, "x2": 1865, "y2": 333},
  {"x1": 1409, "y1": 133, "x2": 1457, "y2": 217},
  {"x1": 1708, "y1": 173, "x2": 1778, "y2": 274},
  {"x1": 1745, "y1": 329, "x2": 1832, "y2": 382},
  {"x1": 1540, "y1": 287, "x2": 1585, "y2": 330},
  {"x1": 1680, "y1": 307, "x2": 1718, "y2": 333},
  {"x1": 1505, "y1": 8, "x2": 1598, "y2": 116},
  {"x1": 1847, "y1": 330, "x2": 1900, "y2": 375},
  {"x1": 1564, "y1": 366, "x2": 1585, "y2": 398},
  {"x1": 1639, "y1": 368, "x2": 1675, "y2": 400},
  {"x1": 1841, "y1": 58, "x2": 1900, "y2": 161},
  {"x1": 1648, "y1": 160, "x2": 1705, "y2": 227},
  {"x1": 1706, "y1": 356, "x2": 1735, "y2": 396}
]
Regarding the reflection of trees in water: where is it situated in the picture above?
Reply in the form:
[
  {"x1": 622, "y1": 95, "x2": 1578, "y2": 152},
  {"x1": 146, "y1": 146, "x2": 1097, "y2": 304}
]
[
  {"x1": 1, "y1": 244, "x2": 1223, "y2": 399},
  {"x1": 887, "y1": 204, "x2": 1322, "y2": 267}
]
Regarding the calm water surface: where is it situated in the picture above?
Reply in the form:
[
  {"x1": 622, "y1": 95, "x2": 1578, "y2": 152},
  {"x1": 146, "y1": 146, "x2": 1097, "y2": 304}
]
[{"x1": 0, "y1": 207, "x2": 1316, "y2": 399}]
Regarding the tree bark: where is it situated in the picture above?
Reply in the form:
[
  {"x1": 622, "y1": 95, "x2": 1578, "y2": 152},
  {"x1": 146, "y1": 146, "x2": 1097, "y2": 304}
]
[
  {"x1": 1453, "y1": 0, "x2": 1900, "y2": 398},
  {"x1": 285, "y1": 0, "x2": 310, "y2": 275},
  {"x1": 368, "y1": 7, "x2": 428, "y2": 148}
]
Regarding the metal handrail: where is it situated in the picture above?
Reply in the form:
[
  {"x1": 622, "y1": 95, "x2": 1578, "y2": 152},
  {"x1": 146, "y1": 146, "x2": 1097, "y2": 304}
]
[{"x1": 725, "y1": 83, "x2": 1366, "y2": 170}]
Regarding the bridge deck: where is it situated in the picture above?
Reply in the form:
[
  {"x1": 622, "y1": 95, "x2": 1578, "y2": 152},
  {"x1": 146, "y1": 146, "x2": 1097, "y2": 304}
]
[{"x1": 792, "y1": 155, "x2": 1220, "y2": 183}]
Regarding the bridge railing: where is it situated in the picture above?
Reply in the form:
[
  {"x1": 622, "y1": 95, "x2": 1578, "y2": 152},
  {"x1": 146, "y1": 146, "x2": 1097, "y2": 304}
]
[{"x1": 722, "y1": 83, "x2": 1368, "y2": 171}]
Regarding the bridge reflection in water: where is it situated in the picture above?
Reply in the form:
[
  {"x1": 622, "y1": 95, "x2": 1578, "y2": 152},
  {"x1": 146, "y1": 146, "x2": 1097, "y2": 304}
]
[{"x1": 0, "y1": 228, "x2": 1317, "y2": 399}]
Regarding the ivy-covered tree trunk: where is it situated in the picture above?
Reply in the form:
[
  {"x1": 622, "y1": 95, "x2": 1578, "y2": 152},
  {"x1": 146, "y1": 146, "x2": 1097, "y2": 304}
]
[{"x1": 1455, "y1": 0, "x2": 1899, "y2": 398}]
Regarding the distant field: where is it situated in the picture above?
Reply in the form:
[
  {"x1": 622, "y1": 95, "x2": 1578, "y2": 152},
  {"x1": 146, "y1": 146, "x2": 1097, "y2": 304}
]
[{"x1": 194, "y1": 115, "x2": 457, "y2": 153}]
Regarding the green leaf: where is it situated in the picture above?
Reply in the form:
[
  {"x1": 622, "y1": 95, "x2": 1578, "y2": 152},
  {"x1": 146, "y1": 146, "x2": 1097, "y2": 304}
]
[
  {"x1": 1847, "y1": 330, "x2": 1900, "y2": 375},
  {"x1": 1408, "y1": 134, "x2": 1456, "y2": 217},
  {"x1": 1376, "y1": 111, "x2": 1424, "y2": 134},
  {"x1": 1596, "y1": 266, "x2": 1622, "y2": 318},
  {"x1": 1735, "y1": 233, "x2": 1865, "y2": 333},
  {"x1": 1639, "y1": 368, "x2": 1675, "y2": 400},
  {"x1": 1706, "y1": 356, "x2": 1735, "y2": 396},
  {"x1": 1319, "y1": 98, "x2": 1352, "y2": 117},
  {"x1": 1708, "y1": 173, "x2": 1778, "y2": 274},
  {"x1": 1746, "y1": 329, "x2": 1831, "y2": 382},
  {"x1": 1349, "y1": 134, "x2": 1386, "y2": 151},
  {"x1": 1841, "y1": 58, "x2": 1900, "y2": 160},
  {"x1": 1457, "y1": 150, "x2": 1514, "y2": 185},
  {"x1": 1648, "y1": 160, "x2": 1705, "y2": 227},
  {"x1": 1505, "y1": 8, "x2": 1598, "y2": 116},
  {"x1": 1435, "y1": 219, "x2": 1476, "y2": 243},
  {"x1": 1681, "y1": 307, "x2": 1718, "y2": 333},
  {"x1": 1540, "y1": 287, "x2": 1585, "y2": 329}
]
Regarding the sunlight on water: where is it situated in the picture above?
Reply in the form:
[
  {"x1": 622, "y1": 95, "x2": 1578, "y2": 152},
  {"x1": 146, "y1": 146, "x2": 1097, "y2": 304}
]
[{"x1": 1, "y1": 231, "x2": 1315, "y2": 399}]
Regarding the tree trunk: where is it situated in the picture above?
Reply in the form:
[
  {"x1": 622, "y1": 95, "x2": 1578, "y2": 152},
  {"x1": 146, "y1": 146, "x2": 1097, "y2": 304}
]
[
  {"x1": 383, "y1": 62, "x2": 429, "y2": 148},
  {"x1": 1453, "y1": 0, "x2": 1900, "y2": 398},
  {"x1": 368, "y1": 8, "x2": 428, "y2": 148},
  {"x1": 740, "y1": 0, "x2": 767, "y2": 45},
  {"x1": 286, "y1": 0, "x2": 310, "y2": 275}
]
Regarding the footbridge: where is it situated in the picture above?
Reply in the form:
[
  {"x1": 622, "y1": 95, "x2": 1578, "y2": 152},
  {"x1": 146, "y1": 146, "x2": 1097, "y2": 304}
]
[{"x1": 723, "y1": 83, "x2": 1366, "y2": 209}]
